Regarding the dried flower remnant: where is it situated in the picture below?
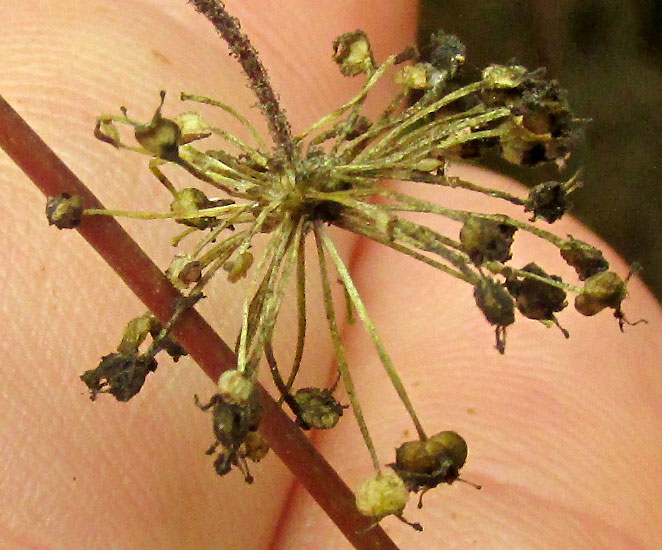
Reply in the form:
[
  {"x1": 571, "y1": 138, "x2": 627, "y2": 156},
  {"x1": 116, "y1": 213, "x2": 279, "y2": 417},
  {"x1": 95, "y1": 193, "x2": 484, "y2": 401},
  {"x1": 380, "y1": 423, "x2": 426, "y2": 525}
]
[
  {"x1": 474, "y1": 277, "x2": 515, "y2": 353},
  {"x1": 355, "y1": 471, "x2": 421, "y2": 532},
  {"x1": 506, "y1": 263, "x2": 570, "y2": 337},
  {"x1": 80, "y1": 310, "x2": 187, "y2": 401},
  {"x1": 294, "y1": 386, "x2": 346, "y2": 430},
  {"x1": 333, "y1": 31, "x2": 375, "y2": 77},
  {"x1": 80, "y1": 352, "x2": 157, "y2": 402},
  {"x1": 525, "y1": 176, "x2": 580, "y2": 223},
  {"x1": 44, "y1": 0, "x2": 640, "y2": 533},
  {"x1": 460, "y1": 217, "x2": 517, "y2": 265},
  {"x1": 561, "y1": 237, "x2": 609, "y2": 280},
  {"x1": 195, "y1": 378, "x2": 263, "y2": 482},
  {"x1": 45, "y1": 193, "x2": 83, "y2": 229}
]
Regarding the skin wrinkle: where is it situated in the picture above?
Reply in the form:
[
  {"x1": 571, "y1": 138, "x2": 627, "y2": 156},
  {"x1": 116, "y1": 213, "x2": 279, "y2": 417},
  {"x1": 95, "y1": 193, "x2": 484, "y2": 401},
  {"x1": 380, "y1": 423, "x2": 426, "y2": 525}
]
[{"x1": 2, "y1": 2, "x2": 661, "y2": 549}]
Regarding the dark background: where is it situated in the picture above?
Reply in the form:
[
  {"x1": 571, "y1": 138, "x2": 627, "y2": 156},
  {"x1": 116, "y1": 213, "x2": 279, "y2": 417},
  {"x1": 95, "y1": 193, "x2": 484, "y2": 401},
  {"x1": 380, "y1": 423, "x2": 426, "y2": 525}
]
[{"x1": 420, "y1": 0, "x2": 662, "y2": 301}]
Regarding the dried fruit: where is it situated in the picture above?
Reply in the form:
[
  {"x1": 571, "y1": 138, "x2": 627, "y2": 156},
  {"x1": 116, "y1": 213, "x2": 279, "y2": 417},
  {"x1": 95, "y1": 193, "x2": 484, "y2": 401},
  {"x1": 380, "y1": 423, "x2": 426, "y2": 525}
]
[
  {"x1": 390, "y1": 431, "x2": 470, "y2": 496},
  {"x1": 575, "y1": 271, "x2": 627, "y2": 316},
  {"x1": 507, "y1": 263, "x2": 567, "y2": 321},
  {"x1": 293, "y1": 387, "x2": 345, "y2": 430},
  {"x1": 474, "y1": 277, "x2": 515, "y2": 353},
  {"x1": 355, "y1": 471, "x2": 411, "y2": 521},
  {"x1": 460, "y1": 217, "x2": 517, "y2": 265},
  {"x1": 428, "y1": 30, "x2": 466, "y2": 79},
  {"x1": 224, "y1": 251, "x2": 254, "y2": 283},
  {"x1": 133, "y1": 91, "x2": 181, "y2": 161},
  {"x1": 45, "y1": 193, "x2": 83, "y2": 229},
  {"x1": 33, "y1": 2, "x2": 638, "y2": 534},
  {"x1": 526, "y1": 181, "x2": 570, "y2": 223},
  {"x1": 80, "y1": 352, "x2": 157, "y2": 402},
  {"x1": 170, "y1": 187, "x2": 215, "y2": 229},
  {"x1": 561, "y1": 237, "x2": 609, "y2": 280},
  {"x1": 196, "y1": 386, "x2": 262, "y2": 483},
  {"x1": 332, "y1": 30, "x2": 374, "y2": 76}
]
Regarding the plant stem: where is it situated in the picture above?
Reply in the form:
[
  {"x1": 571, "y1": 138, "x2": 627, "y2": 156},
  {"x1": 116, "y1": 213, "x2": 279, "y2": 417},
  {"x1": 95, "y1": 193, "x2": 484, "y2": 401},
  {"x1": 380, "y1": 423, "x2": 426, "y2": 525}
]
[
  {"x1": 187, "y1": 0, "x2": 295, "y2": 161},
  {"x1": 320, "y1": 228, "x2": 428, "y2": 441},
  {"x1": 0, "y1": 92, "x2": 398, "y2": 550},
  {"x1": 313, "y1": 223, "x2": 383, "y2": 474}
]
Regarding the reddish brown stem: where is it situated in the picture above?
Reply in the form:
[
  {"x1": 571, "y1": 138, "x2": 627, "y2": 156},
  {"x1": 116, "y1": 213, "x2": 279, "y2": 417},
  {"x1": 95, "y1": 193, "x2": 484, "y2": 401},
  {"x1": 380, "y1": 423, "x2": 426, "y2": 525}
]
[{"x1": 0, "y1": 93, "x2": 398, "y2": 550}]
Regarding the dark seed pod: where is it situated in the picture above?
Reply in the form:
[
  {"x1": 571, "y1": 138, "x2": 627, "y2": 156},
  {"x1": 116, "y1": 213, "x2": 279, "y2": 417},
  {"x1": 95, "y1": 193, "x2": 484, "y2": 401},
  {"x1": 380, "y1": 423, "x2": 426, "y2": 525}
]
[
  {"x1": 332, "y1": 30, "x2": 374, "y2": 76},
  {"x1": 489, "y1": 71, "x2": 577, "y2": 166},
  {"x1": 212, "y1": 390, "x2": 262, "y2": 449},
  {"x1": 134, "y1": 92, "x2": 181, "y2": 161},
  {"x1": 525, "y1": 181, "x2": 571, "y2": 223},
  {"x1": 474, "y1": 277, "x2": 515, "y2": 327},
  {"x1": 196, "y1": 385, "x2": 263, "y2": 482},
  {"x1": 560, "y1": 238, "x2": 609, "y2": 281},
  {"x1": 45, "y1": 193, "x2": 83, "y2": 229},
  {"x1": 390, "y1": 431, "x2": 467, "y2": 493},
  {"x1": 239, "y1": 430, "x2": 270, "y2": 463},
  {"x1": 474, "y1": 277, "x2": 515, "y2": 353},
  {"x1": 80, "y1": 352, "x2": 157, "y2": 402},
  {"x1": 506, "y1": 263, "x2": 567, "y2": 321},
  {"x1": 294, "y1": 387, "x2": 345, "y2": 430},
  {"x1": 460, "y1": 217, "x2": 517, "y2": 265},
  {"x1": 427, "y1": 30, "x2": 466, "y2": 78},
  {"x1": 575, "y1": 271, "x2": 627, "y2": 316}
]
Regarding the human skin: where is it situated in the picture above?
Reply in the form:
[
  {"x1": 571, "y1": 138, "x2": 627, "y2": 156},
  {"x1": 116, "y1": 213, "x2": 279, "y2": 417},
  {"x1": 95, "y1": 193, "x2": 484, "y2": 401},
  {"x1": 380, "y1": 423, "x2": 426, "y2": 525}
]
[{"x1": 1, "y1": 1, "x2": 661, "y2": 549}]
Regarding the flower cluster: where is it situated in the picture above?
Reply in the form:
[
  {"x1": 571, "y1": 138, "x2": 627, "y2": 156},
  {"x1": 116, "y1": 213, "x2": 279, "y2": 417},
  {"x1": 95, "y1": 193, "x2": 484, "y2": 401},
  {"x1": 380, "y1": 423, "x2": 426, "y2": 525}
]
[{"x1": 45, "y1": 0, "x2": 639, "y2": 531}]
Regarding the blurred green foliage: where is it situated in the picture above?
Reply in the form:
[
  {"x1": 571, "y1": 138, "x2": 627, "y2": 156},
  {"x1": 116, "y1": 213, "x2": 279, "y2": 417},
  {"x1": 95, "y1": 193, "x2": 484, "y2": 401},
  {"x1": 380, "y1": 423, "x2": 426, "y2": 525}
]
[{"x1": 420, "y1": 0, "x2": 662, "y2": 301}]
